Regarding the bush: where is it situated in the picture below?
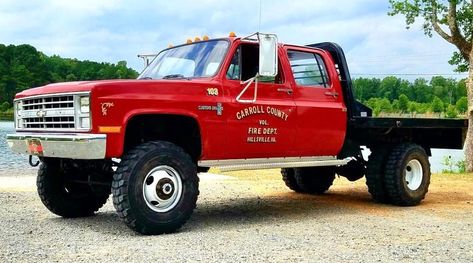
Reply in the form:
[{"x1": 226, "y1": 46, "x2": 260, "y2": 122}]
[
  {"x1": 0, "y1": 102, "x2": 10, "y2": 112},
  {"x1": 445, "y1": 104, "x2": 458, "y2": 118},
  {"x1": 455, "y1": 97, "x2": 468, "y2": 114}
]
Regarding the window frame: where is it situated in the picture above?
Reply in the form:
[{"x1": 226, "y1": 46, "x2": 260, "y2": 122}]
[{"x1": 287, "y1": 49, "x2": 331, "y2": 89}]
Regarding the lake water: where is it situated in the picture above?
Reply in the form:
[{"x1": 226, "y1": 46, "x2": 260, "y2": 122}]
[{"x1": 0, "y1": 121, "x2": 465, "y2": 174}]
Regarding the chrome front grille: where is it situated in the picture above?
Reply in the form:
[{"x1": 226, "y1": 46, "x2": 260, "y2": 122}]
[
  {"x1": 15, "y1": 92, "x2": 91, "y2": 131},
  {"x1": 23, "y1": 96, "x2": 74, "y2": 110}
]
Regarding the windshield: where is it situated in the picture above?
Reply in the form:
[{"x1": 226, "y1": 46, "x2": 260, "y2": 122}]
[{"x1": 138, "y1": 40, "x2": 229, "y2": 80}]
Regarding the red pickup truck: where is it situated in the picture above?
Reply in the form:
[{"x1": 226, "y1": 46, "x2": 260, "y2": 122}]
[{"x1": 7, "y1": 33, "x2": 467, "y2": 235}]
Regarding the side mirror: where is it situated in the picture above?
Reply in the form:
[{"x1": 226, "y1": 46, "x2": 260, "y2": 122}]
[{"x1": 258, "y1": 33, "x2": 278, "y2": 77}]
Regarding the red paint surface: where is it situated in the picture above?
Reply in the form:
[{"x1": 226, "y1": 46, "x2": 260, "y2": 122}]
[{"x1": 15, "y1": 38, "x2": 347, "y2": 160}]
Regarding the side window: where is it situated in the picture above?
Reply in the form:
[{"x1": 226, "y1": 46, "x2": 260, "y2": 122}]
[
  {"x1": 287, "y1": 50, "x2": 330, "y2": 88},
  {"x1": 226, "y1": 48, "x2": 241, "y2": 80},
  {"x1": 226, "y1": 44, "x2": 284, "y2": 84}
]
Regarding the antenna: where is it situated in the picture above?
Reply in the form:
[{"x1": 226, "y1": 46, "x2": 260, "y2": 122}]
[{"x1": 258, "y1": 0, "x2": 262, "y2": 32}]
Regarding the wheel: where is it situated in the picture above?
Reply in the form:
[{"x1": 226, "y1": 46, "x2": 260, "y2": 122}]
[
  {"x1": 281, "y1": 168, "x2": 304, "y2": 193},
  {"x1": 112, "y1": 141, "x2": 199, "y2": 235},
  {"x1": 37, "y1": 159, "x2": 112, "y2": 218},
  {"x1": 365, "y1": 148, "x2": 390, "y2": 203},
  {"x1": 294, "y1": 167, "x2": 335, "y2": 194},
  {"x1": 384, "y1": 144, "x2": 431, "y2": 206}
]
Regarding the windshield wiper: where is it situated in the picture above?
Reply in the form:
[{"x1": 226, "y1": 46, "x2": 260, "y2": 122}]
[
  {"x1": 139, "y1": 77, "x2": 153, "y2": 80},
  {"x1": 162, "y1": 74, "x2": 188, "y2": 80}
]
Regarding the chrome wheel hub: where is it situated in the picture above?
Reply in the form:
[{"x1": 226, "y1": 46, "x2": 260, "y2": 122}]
[{"x1": 143, "y1": 165, "x2": 182, "y2": 213}]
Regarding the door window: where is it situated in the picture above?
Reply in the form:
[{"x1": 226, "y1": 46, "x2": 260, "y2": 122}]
[
  {"x1": 287, "y1": 50, "x2": 330, "y2": 88},
  {"x1": 226, "y1": 44, "x2": 284, "y2": 83}
]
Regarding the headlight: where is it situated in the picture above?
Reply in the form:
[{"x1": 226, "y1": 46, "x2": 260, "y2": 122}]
[{"x1": 80, "y1": 96, "x2": 90, "y2": 113}]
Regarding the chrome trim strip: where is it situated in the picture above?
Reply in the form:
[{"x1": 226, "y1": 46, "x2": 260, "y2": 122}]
[
  {"x1": 198, "y1": 156, "x2": 349, "y2": 172},
  {"x1": 6, "y1": 133, "x2": 106, "y2": 160},
  {"x1": 216, "y1": 159, "x2": 349, "y2": 172},
  {"x1": 198, "y1": 156, "x2": 337, "y2": 167}
]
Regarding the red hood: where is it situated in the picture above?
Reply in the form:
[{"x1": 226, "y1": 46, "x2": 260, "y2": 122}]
[
  {"x1": 15, "y1": 80, "x2": 140, "y2": 99},
  {"x1": 15, "y1": 78, "x2": 220, "y2": 99},
  {"x1": 16, "y1": 81, "x2": 94, "y2": 99}
]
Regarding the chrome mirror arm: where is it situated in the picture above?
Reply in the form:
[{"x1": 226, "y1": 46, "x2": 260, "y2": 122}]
[{"x1": 236, "y1": 74, "x2": 258, "y2": 104}]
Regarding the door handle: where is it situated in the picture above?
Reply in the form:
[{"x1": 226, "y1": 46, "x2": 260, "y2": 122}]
[
  {"x1": 277, "y1": 88, "x2": 293, "y2": 95},
  {"x1": 324, "y1": 91, "x2": 339, "y2": 98}
]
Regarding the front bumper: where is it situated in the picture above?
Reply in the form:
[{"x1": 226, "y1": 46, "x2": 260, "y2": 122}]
[{"x1": 6, "y1": 133, "x2": 107, "y2": 160}]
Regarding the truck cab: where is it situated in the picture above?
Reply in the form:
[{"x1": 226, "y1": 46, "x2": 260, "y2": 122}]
[{"x1": 7, "y1": 33, "x2": 467, "y2": 235}]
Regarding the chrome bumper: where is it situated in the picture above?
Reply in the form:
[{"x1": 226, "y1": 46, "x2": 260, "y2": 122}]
[{"x1": 6, "y1": 133, "x2": 107, "y2": 160}]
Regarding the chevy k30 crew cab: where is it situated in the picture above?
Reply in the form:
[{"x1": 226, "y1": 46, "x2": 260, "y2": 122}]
[{"x1": 7, "y1": 33, "x2": 467, "y2": 234}]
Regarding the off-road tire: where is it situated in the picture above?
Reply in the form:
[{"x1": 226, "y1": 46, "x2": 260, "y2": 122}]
[
  {"x1": 112, "y1": 141, "x2": 199, "y2": 235},
  {"x1": 384, "y1": 144, "x2": 431, "y2": 206},
  {"x1": 281, "y1": 168, "x2": 304, "y2": 193},
  {"x1": 37, "y1": 160, "x2": 112, "y2": 218},
  {"x1": 294, "y1": 167, "x2": 335, "y2": 194},
  {"x1": 365, "y1": 148, "x2": 390, "y2": 203}
]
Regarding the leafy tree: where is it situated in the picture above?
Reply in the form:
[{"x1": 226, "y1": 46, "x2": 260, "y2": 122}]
[
  {"x1": 0, "y1": 44, "x2": 139, "y2": 108},
  {"x1": 446, "y1": 104, "x2": 459, "y2": 118},
  {"x1": 389, "y1": 0, "x2": 473, "y2": 171},
  {"x1": 0, "y1": 101, "x2": 10, "y2": 111},
  {"x1": 431, "y1": 96, "x2": 444, "y2": 114},
  {"x1": 412, "y1": 78, "x2": 431, "y2": 103},
  {"x1": 456, "y1": 96, "x2": 468, "y2": 113},
  {"x1": 398, "y1": 94, "x2": 409, "y2": 112}
]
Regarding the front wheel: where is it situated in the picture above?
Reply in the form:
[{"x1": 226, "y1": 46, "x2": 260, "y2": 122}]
[
  {"x1": 37, "y1": 159, "x2": 112, "y2": 218},
  {"x1": 384, "y1": 144, "x2": 431, "y2": 206},
  {"x1": 112, "y1": 141, "x2": 199, "y2": 235}
]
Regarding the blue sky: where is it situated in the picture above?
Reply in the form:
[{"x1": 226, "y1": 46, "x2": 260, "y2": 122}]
[{"x1": 0, "y1": 0, "x2": 467, "y2": 79}]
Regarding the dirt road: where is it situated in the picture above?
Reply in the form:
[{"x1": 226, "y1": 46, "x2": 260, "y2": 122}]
[{"x1": 1, "y1": 169, "x2": 472, "y2": 262}]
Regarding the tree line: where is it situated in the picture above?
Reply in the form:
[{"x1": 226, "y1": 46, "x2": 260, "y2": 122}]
[
  {"x1": 0, "y1": 43, "x2": 138, "y2": 110},
  {"x1": 353, "y1": 76, "x2": 467, "y2": 118}
]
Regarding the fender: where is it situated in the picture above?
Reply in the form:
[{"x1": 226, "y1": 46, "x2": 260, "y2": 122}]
[{"x1": 103, "y1": 108, "x2": 203, "y2": 158}]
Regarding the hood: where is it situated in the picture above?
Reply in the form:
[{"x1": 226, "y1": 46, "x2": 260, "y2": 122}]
[
  {"x1": 14, "y1": 80, "x2": 140, "y2": 99},
  {"x1": 15, "y1": 78, "x2": 220, "y2": 100}
]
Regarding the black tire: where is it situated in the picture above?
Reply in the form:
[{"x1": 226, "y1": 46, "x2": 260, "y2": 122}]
[
  {"x1": 294, "y1": 167, "x2": 335, "y2": 194},
  {"x1": 365, "y1": 148, "x2": 390, "y2": 203},
  {"x1": 112, "y1": 141, "x2": 199, "y2": 235},
  {"x1": 384, "y1": 144, "x2": 431, "y2": 206},
  {"x1": 37, "y1": 160, "x2": 112, "y2": 218},
  {"x1": 281, "y1": 168, "x2": 304, "y2": 193}
]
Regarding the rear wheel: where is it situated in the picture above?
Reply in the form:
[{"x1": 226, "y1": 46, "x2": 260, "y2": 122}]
[
  {"x1": 112, "y1": 141, "x2": 199, "y2": 235},
  {"x1": 365, "y1": 148, "x2": 390, "y2": 203},
  {"x1": 294, "y1": 167, "x2": 336, "y2": 194},
  {"x1": 37, "y1": 159, "x2": 112, "y2": 218},
  {"x1": 281, "y1": 168, "x2": 303, "y2": 193},
  {"x1": 384, "y1": 144, "x2": 430, "y2": 206}
]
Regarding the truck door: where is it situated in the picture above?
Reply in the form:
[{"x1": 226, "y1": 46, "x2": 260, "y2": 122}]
[
  {"x1": 222, "y1": 43, "x2": 297, "y2": 159},
  {"x1": 285, "y1": 47, "x2": 347, "y2": 156}
]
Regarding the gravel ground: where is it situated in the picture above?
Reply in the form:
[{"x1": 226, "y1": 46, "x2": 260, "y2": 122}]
[{"x1": 1, "y1": 168, "x2": 473, "y2": 262}]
